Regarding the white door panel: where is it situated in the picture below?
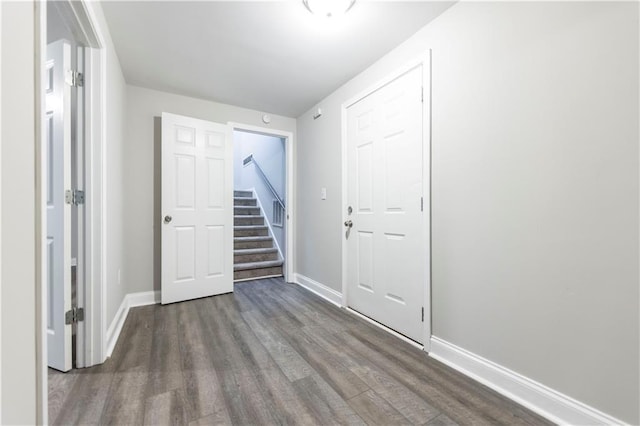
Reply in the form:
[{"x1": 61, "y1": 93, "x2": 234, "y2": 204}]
[
  {"x1": 46, "y1": 40, "x2": 72, "y2": 372},
  {"x1": 161, "y1": 113, "x2": 233, "y2": 304},
  {"x1": 346, "y1": 65, "x2": 424, "y2": 343}
]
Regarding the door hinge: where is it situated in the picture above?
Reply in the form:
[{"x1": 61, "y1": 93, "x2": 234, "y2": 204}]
[
  {"x1": 65, "y1": 189, "x2": 85, "y2": 205},
  {"x1": 421, "y1": 86, "x2": 424, "y2": 103},
  {"x1": 66, "y1": 70, "x2": 84, "y2": 87},
  {"x1": 421, "y1": 307, "x2": 424, "y2": 322},
  {"x1": 65, "y1": 307, "x2": 85, "y2": 325},
  {"x1": 421, "y1": 197, "x2": 424, "y2": 212}
]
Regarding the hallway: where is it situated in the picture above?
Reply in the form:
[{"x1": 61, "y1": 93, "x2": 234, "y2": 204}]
[{"x1": 49, "y1": 278, "x2": 550, "y2": 425}]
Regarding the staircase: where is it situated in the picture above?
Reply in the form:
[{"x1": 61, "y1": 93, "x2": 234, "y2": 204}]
[{"x1": 234, "y1": 190, "x2": 283, "y2": 281}]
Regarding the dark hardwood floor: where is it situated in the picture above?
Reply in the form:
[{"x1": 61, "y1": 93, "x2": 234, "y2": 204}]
[{"x1": 49, "y1": 278, "x2": 553, "y2": 425}]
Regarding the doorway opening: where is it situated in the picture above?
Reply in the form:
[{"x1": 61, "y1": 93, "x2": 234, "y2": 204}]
[
  {"x1": 46, "y1": 0, "x2": 88, "y2": 373},
  {"x1": 231, "y1": 124, "x2": 294, "y2": 283},
  {"x1": 41, "y1": 0, "x2": 105, "y2": 422}
]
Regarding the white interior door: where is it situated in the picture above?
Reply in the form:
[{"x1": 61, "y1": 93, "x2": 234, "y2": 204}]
[
  {"x1": 46, "y1": 40, "x2": 72, "y2": 371},
  {"x1": 346, "y1": 65, "x2": 424, "y2": 343},
  {"x1": 161, "y1": 113, "x2": 233, "y2": 304}
]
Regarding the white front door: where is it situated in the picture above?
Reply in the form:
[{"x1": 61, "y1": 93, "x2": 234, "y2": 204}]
[
  {"x1": 161, "y1": 113, "x2": 233, "y2": 304},
  {"x1": 46, "y1": 40, "x2": 73, "y2": 371},
  {"x1": 346, "y1": 65, "x2": 424, "y2": 343}
]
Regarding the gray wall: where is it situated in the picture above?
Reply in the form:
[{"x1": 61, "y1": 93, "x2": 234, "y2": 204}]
[
  {"x1": 1, "y1": 2, "x2": 38, "y2": 423},
  {"x1": 296, "y1": 2, "x2": 639, "y2": 423},
  {"x1": 234, "y1": 131, "x2": 286, "y2": 255},
  {"x1": 123, "y1": 85, "x2": 296, "y2": 298}
]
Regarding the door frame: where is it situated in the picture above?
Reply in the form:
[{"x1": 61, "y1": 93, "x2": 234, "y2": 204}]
[
  {"x1": 36, "y1": 0, "x2": 106, "y2": 422},
  {"x1": 340, "y1": 53, "x2": 432, "y2": 351},
  {"x1": 229, "y1": 122, "x2": 295, "y2": 283},
  {"x1": 0, "y1": 2, "x2": 3, "y2": 422}
]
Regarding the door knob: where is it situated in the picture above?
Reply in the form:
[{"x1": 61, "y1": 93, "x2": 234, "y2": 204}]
[
  {"x1": 344, "y1": 220, "x2": 353, "y2": 228},
  {"x1": 164, "y1": 215, "x2": 172, "y2": 224}
]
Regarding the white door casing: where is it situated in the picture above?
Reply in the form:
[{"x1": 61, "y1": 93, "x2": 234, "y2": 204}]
[
  {"x1": 161, "y1": 113, "x2": 233, "y2": 304},
  {"x1": 345, "y1": 65, "x2": 424, "y2": 343},
  {"x1": 46, "y1": 40, "x2": 72, "y2": 372}
]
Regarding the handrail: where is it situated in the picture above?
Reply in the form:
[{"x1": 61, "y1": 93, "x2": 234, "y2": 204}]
[{"x1": 243, "y1": 154, "x2": 285, "y2": 210}]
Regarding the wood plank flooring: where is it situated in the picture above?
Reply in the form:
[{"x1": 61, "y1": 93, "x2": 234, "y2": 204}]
[{"x1": 49, "y1": 278, "x2": 553, "y2": 425}]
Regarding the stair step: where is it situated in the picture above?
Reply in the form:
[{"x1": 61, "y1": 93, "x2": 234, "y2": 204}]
[
  {"x1": 234, "y1": 215, "x2": 264, "y2": 226},
  {"x1": 234, "y1": 206, "x2": 260, "y2": 216},
  {"x1": 234, "y1": 197, "x2": 257, "y2": 206},
  {"x1": 234, "y1": 190, "x2": 253, "y2": 198},
  {"x1": 234, "y1": 225, "x2": 268, "y2": 237},
  {"x1": 234, "y1": 248, "x2": 279, "y2": 263},
  {"x1": 233, "y1": 259, "x2": 284, "y2": 280},
  {"x1": 234, "y1": 265, "x2": 283, "y2": 281},
  {"x1": 234, "y1": 259, "x2": 283, "y2": 271},
  {"x1": 234, "y1": 247, "x2": 278, "y2": 255},
  {"x1": 234, "y1": 236, "x2": 273, "y2": 249}
]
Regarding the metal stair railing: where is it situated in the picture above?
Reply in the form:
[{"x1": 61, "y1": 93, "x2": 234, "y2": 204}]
[{"x1": 243, "y1": 154, "x2": 285, "y2": 211}]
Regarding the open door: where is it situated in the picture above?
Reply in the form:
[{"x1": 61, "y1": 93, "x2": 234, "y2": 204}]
[
  {"x1": 161, "y1": 113, "x2": 233, "y2": 304},
  {"x1": 46, "y1": 40, "x2": 72, "y2": 371}
]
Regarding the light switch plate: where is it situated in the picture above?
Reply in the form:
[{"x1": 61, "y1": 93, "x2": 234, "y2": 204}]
[{"x1": 321, "y1": 187, "x2": 327, "y2": 200}]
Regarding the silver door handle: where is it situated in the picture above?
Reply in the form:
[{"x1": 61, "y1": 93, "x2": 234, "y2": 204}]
[
  {"x1": 164, "y1": 215, "x2": 172, "y2": 224},
  {"x1": 344, "y1": 220, "x2": 353, "y2": 228}
]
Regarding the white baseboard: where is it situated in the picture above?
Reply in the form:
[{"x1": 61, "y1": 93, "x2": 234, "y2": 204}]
[
  {"x1": 127, "y1": 290, "x2": 160, "y2": 307},
  {"x1": 105, "y1": 290, "x2": 159, "y2": 358},
  {"x1": 294, "y1": 273, "x2": 342, "y2": 307},
  {"x1": 429, "y1": 336, "x2": 627, "y2": 426}
]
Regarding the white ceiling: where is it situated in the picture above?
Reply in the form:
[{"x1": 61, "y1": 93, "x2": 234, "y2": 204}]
[{"x1": 101, "y1": 1, "x2": 454, "y2": 117}]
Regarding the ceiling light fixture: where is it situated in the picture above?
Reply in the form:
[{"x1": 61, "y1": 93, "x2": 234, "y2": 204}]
[{"x1": 303, "y1": 0, "x2": 356, "y2": 18}]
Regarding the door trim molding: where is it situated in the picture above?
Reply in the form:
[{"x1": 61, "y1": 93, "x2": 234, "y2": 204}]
[
  {"x1": 0, "y1": 3, "x2": 3, "y2": 422},
  {"x1": 36, "y1": 4, "x2": 46, "y2": 422},
  {"x1": 81, "y1": 0, "x2": 108, "y2": 370},
  {"x1": 340, "y1": 53, "x2": 432, "y2": 349},
  {"x1": 63, "y1": 0, "x2": 106, "y2": 368},
  {"x1": 228, "y1": 122, "x2": 295, "y2": 283}
]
